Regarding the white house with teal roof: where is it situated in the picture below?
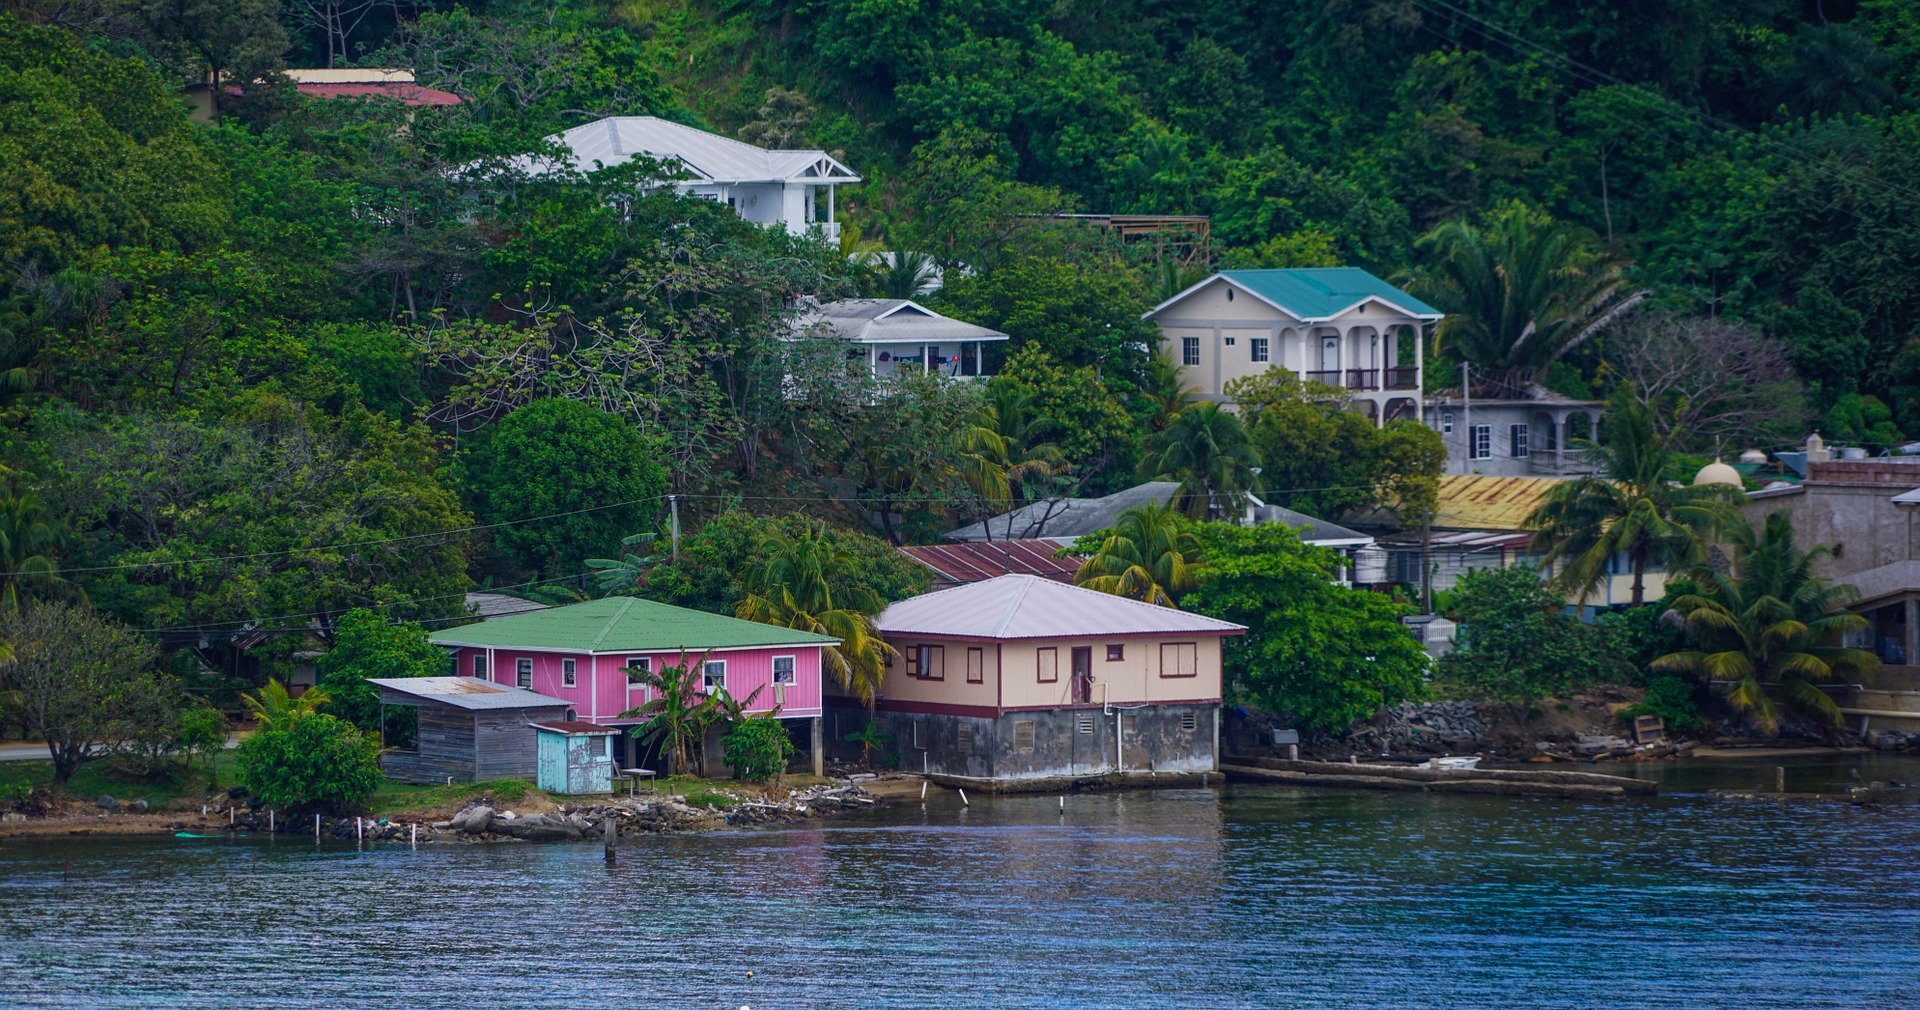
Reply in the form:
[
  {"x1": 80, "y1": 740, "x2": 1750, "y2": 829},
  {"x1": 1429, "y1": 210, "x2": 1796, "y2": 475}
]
[
  {"x1": 427, "y1": 597, "x2": 841, "y2": 774},
  {"x1": 1145, "y1": 268, "x2": 1442, "y2": 426}
]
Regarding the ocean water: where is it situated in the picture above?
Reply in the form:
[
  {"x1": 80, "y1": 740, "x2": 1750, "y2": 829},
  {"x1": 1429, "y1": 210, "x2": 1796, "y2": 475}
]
[{"x1": 1, "y1": 756, "x2": 1916, "y2": 1009}]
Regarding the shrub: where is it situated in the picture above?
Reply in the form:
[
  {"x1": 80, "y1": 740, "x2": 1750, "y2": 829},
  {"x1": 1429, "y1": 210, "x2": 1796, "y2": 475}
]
[
  {"x1": 1437, "y1": 566, "x2": 1626, "y2": 712},
  {"x1": 1619, "y1": 675, "x2": 1703, "y2": 732},
  {"x1": 722, "y1": 716, "x2": 796, "y2": 782},
  {"x1": 237, "y1": 713, "x2": 383, "y2": 813}
]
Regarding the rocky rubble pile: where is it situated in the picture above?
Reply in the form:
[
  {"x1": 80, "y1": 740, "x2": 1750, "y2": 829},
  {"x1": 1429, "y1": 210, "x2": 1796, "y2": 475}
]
[
  {"x1": 1870, "y1": 730, "x2": 1918, "y2": 751},
  {"x1": 1362, "y1": 701, "x2": 1490, "y2": 752}
]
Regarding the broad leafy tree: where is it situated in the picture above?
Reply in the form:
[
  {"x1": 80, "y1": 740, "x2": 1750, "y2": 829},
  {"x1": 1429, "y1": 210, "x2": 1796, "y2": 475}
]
[
  {"x1": 0, "y1": 602, "x2": 172, "y2": 783},
  {"x1": 315, "y1": 608, "x2": 444, "y2": 734},
  {"x1": 460, "y1": 398, "x2": 667, "y2": 580},
  {"x1": 1437, "y1": 565, "x2": 1625, "y2": 713},
  {"x1": 1184, "y1": 523, "x2": 1427, "y2": 734}
]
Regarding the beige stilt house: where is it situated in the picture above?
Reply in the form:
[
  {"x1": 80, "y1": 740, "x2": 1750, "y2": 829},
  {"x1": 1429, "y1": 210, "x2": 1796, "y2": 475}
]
[{"x1": 833, "y1": 574, "x2": 1245, "y2": 789}]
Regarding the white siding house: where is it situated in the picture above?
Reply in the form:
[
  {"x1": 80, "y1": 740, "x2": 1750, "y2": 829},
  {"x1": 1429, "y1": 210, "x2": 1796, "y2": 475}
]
[{"x1": 509, "y1": 116, "x2": 859, "y2": 239}]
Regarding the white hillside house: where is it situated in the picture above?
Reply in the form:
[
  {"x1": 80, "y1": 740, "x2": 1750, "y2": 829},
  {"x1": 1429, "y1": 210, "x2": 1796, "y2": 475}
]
[
  {"x1": 1146, "y1": 268, "x2": 1442, "y2": 426},
  {"x1": 513, "y1": 116, "x2": 859, "y2": 239}
]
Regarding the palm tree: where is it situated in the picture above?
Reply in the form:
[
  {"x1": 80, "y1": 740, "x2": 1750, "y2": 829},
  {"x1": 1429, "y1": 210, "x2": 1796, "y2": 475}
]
[
  {"x1": 0, "y1": 491, "x2": 78, "y2": 612},
  {"x1": 958, "y1": 385, "x2": 1069, "y2": 516},
  {"x1": 1143, "y1": 349, "x2": 1198, "y2": 432},
  {"x1": 1414, "y1": 202, "x2": 1643, "y2": 392},
  {"x1": 585, "y1": 532, "x2": 659, "y2": 594},
  {"x1": 619, "y1": 651, "x2": 719, "y2": 776},
  {"x1": 1073, "y1": 504, "x2": 1202, "y2": 607},
  {"x1": 1525, "y1": 394, "x2": 1743, "y2": 605},
  {"x1": 241, "y1": 678, "x2": 332, "y2": 733},
  {"x1": 736, "y1": 522, "x2": 897, "y2": 707},
  {"x1": 1139, "y1": 402, "x2": 1262, "y2": 520},
  {"x1": 857, "y1": 250, "x2": 940, "y2": 299},
  {"x1": 1654, "y1": 513, "x2": 1878, "y2": 733}
]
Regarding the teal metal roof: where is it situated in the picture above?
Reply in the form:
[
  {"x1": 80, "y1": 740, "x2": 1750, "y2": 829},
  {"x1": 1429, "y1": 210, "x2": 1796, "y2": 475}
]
[
  {"x1": 1212, "y1": 268, "x2": 1441, "y2": 320},
  {"x1": 427, "y1": 597, "x2": 839, "y2": 652}
]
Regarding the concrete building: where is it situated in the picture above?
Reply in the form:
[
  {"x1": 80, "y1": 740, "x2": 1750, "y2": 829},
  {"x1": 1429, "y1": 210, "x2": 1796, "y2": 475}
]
[
  {"x1": 508, "y1": 116, "x2": 859, "y2": 239},
  {"x1": 840, "y1": 574, "x2": 1245, "y2": 789},
  {"x1": 1746, "y1": 448, "x2": 1920, "y2": 734},
  {"x1": 1421, "y1": 391, "x2": 1604, "y2": 477},
  {"x1": 1144, "y1": 268, "x2": 1441, "y2": 426}
]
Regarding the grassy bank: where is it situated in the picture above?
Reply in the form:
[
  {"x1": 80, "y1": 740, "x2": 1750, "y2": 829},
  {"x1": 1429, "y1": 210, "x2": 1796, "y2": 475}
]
[{"x1": 0, "y1": 752, "x2": 243, "y2": 809}]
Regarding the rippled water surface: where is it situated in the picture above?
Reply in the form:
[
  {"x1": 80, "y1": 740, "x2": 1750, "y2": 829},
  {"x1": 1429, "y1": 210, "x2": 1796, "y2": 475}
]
[{"x1": 3, "y1": 756, "x2": 1918, "y2": 1009}]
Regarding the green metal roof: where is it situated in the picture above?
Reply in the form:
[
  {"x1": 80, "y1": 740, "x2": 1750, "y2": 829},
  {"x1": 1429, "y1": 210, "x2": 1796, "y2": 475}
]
[
  {"x1": 427, "y1": 597, "x2": 839, "y2": 652},
  {"x1": 1214, "y1": 268, "x2": 1442, "y2": 320}
]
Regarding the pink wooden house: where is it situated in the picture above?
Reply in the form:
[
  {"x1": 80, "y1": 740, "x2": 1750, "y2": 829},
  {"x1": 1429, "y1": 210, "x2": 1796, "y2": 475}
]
[{"x1": 428, "y1": 597, "x2": 840, "y2": 774}]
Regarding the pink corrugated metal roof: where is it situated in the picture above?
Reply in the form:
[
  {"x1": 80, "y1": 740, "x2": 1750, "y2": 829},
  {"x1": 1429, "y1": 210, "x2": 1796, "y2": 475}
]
[
  {"x1": 877, "y1": 574, "x2": 1245, "y2": 640},
  {"x1": 898, "y1": 540, "x2": 1079, "y2": 584}
]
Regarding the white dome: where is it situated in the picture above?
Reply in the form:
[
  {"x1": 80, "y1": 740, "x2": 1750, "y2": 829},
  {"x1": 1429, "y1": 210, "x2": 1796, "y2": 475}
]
[
  {"x1": 1694, "y1": 458, "x2": 1742, "y2": 487},
  {"x1": 1738, "y1": 448, "x2": 1767, "y2": 464}
]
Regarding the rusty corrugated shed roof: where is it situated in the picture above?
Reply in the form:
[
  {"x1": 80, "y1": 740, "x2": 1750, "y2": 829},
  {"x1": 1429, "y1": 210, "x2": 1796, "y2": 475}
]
[
  {"x1": 899, "y1": 540, "x2": 1079, "y2": 584},
  {"x1": 1429, "y1": 475, "x2": 1561, "y2": 531}
]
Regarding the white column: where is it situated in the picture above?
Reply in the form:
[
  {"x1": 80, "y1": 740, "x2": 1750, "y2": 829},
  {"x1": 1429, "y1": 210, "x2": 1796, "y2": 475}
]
[{"x1": 827, "y1": 185, "x2": 835, "y2": 223}]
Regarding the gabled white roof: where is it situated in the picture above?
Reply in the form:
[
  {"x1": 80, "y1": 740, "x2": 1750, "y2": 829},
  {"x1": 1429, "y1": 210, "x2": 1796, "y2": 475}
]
[
  {"x1": 511, "y1": 116, "x2": 860, "y2": 184},
  {"x1": 793, "y1": 299, "x2": 1008, "y2": 345},
  {"x1": 876, "y1": 574, "x2": 1245, "y2": 640}
]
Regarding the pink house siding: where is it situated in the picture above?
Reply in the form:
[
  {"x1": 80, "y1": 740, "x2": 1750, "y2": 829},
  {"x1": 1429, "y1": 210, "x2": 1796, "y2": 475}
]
[{"x1": 451, "y1": 645, "x2": 823, "y2": 726}]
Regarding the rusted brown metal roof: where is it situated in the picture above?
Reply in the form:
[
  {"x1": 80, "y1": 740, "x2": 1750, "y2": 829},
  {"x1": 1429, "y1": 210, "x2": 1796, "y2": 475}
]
[
  {"x1": 899, "y1": 540, "x2": 1080, "y2": 585},
  {"x1": 529, "y1": 720, "x2": 620, "y2": 735},
  {"x1": 1429, "y1": 475, "x2": 1561, "y2": 531}
]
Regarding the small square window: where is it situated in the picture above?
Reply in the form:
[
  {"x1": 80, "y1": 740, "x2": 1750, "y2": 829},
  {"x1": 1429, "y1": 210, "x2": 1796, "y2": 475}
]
[
  {"x1": 1223, "y1": 336, "x2": 1236, "y2": 346},
  {"x1": 562, "y1": 658, "x2": 576, "y2": 688},
  {"x1": 1441, "y1": 410, "x2": 1455, "y2": 434},
  {"x1": 1106, "y1": 644, "x2": 1125, "y2": 661},
  {"x1": 1250, "y1": 338, "x2": 1268, "y2": 363},
  {"x1": 702, "y1": 660, "x2": 726, "y2": 693},
  {"x1": 773, "y1": 656, "x2": 795, "y2": 684},
  {"x1": 472, "y1": 654, "x2": 488, "y2": 678},
  {"x1": 1470, "y1": 425, "x2": 1492, "y2": 461},
  {"x1": 516, "y1": 657, "x2": 533, "y2": 689},
  {"x1": 1181, "y1": 336, "x2": 1200, "y2": 367}
]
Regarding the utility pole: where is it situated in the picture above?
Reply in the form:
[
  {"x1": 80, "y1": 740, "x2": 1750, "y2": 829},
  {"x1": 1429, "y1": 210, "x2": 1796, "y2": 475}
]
[
  {"x1": 668, "y1": 494, "x2": 681, "y2": 562},
  {"x1": 1459, "y1": 361, "x2": 1472, "y2": 474}
]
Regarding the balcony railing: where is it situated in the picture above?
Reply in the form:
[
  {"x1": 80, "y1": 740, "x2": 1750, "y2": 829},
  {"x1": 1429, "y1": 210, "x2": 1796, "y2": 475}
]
[
  {"x1": 1305, "y1": 370, "x2": 1342, "y2": 387},
  {"x1": 1346, "y1": 368, "x2": 1380, "y2": 391},
  {"x1": 1385, "y1": 366, "x2": 1419, "y2": 390}
]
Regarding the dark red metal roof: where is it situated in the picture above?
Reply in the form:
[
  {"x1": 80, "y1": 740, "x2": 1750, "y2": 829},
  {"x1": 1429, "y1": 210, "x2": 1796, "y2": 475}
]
[
  {"x1": 529, "y1": 720, "x2": 620, "y2": 735},
  {"x1": 296, "y1": 82, "x2": 463, "y2": 106},
  {"x1": 899, "y1": 540, "x2": 1080, "y2": 585}
]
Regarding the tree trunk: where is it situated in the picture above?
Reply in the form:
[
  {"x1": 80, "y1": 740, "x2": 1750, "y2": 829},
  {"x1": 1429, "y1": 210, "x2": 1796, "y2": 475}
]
[{"x1": 1629, "y1": 542, "x2": 1647, "y2": 606}]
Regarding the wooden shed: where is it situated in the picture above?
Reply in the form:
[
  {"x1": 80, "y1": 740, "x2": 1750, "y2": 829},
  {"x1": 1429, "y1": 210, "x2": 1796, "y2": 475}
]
[
  {"x1": 370, "y1": 677, "x2": 568, "y2": 785},
  {"x1": 533, "y1": 721, "x2": 620, "y2": 795}
]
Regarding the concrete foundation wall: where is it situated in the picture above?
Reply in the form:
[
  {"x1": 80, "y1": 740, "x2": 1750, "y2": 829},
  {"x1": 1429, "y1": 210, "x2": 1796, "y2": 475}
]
[{"x1": 852, "y1": 703, "x2": 1218, "y2": 782}]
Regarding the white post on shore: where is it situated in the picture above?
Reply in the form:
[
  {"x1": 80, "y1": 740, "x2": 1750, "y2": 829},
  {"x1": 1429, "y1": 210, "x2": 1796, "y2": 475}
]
[
  {"x1": 229, "y1": 807, "x2": 235, "y2": 826},
  {"x1": 268, "y1": 809, "x2": 274, "y2": 833},
  {"x1": 919, "y1": 780, "x2": 927, "y2": 801},
  {"x1": 356, "y1": 817, "x2": 363, "y2": 842},
  {"x1": 314, "y1": 813, "x2": 321, "y2": 840},
  {"x1": 410, "y1": 823, "x2": 417, "y2": 849},
  {"x1": 958, "y1": 788, "x2": 969, "y2": 807},
  {"x1": 1059, "y1": 796, "x2": 1064, "y2": 812}
]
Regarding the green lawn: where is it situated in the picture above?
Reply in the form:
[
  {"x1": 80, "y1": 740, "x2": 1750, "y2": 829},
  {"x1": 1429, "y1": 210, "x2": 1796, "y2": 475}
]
[{"x1": 0, "y1": 751, "x2": 243, "y2": 810}]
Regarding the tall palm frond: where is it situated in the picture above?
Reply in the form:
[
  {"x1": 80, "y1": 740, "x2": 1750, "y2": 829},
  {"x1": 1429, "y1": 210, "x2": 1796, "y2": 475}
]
[
  {"x1": 1413, "y1": 202, "x2": 1643, "y2": 390},
  {"x1": 242, "y1": 678, "x2": 332, "y2": 733},
  {"x1": 735, "y1": 522, "x2": 897, "y2": 707},
  {"x1": 1525, "y1": 393, "x2": 1742, "y2": 605},
  {"x1": 585, "y1": 532, "x2": 659, "y2": 594},
  {"x1": 1653, "y1": 512, "x2": 1878, "y2": 733},
  {"x1": 1073, "y1": 504, "x2": 1202, "y2": 608},
  {"x1": 1139, "y1": 402, "x2": 1262, "y2": 520}
]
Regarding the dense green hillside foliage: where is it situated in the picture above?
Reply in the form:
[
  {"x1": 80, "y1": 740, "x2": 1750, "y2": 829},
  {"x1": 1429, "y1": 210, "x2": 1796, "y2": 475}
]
[{"x1": 0, "y1": 0, "x2": 1915, "y2": 697}]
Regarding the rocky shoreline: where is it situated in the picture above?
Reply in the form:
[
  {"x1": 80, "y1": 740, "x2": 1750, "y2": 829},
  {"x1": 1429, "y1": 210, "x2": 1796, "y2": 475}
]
[{"x1": 0, "y1": 780, "x2": 883, "y2": 842}]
